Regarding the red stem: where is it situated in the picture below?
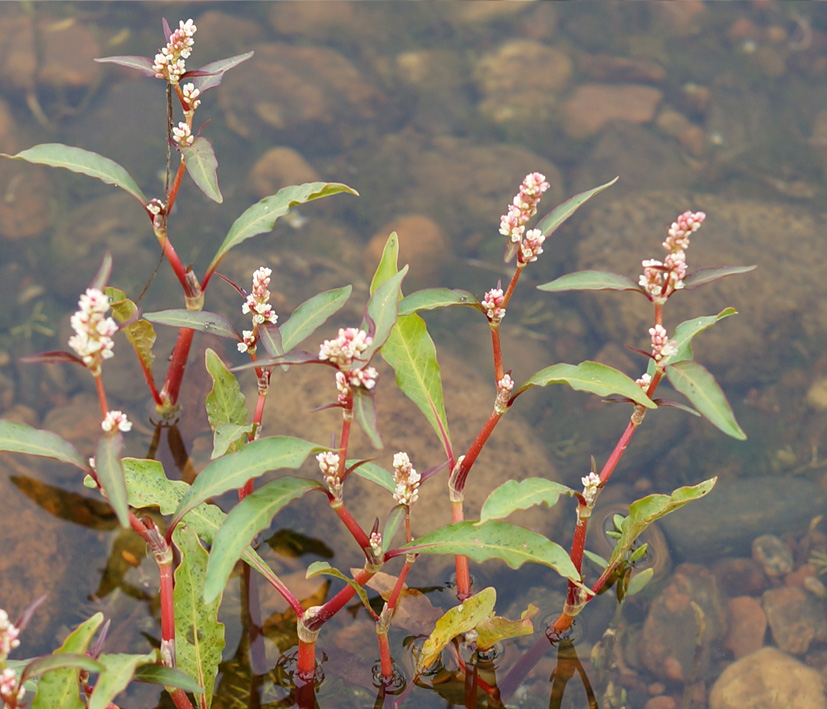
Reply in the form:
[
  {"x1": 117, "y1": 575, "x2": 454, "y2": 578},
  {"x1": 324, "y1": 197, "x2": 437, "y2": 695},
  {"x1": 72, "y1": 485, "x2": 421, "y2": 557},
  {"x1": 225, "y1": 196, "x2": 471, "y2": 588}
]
[
  {"x1": 306, "y1": 568, "x2": 375, "y2": 632},
  {"x1": 331, "y1": 501, "x2": 370, "y2": 550},
  {"x1": 94, "y1": 374, "x2": 108, "y2": 418},
  {"x1": 161, "y1": 327, "x2": 195, "y2": 408},
  {"x1": 454, "y1": 410, "x2": 502, "y2": 493},
  {"x1": 491, "y1": 327, "x2": 503, "y2": 382}
]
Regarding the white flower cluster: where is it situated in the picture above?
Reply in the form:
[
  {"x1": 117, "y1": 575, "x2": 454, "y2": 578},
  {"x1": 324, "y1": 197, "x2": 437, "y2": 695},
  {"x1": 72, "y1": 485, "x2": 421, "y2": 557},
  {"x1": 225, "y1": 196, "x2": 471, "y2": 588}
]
[
  {"x1": 242, "y1": 267, "x2": 278, "y2": 326},
  {"x1": 152, "y1": 19, "x2": 197, "y2": 82},
  {"x1": 392, "y1": 451, "x2": 421, "y2": 507},
  {"x1": 649, "y1": 324, "x2": 677, "y2": 364},
  {"x1": 499, "y1": 172, "x2": 549, "y2": 244},
  {"x1": 181, "y1": 82, "x2": 201, "y2": 111},
  {"x1": 581, "y1": 472, "x2": 601, "y2": 506},
  {"x1": 481, "y1": 288, "x2": 506, "y2": 324},
  {"x1": 0, "y1": 667, "x2": 24, "y2": 707},
  {"x1": 0, "y1": 609, "x2": 20, "y2": 661},
  {"x1": 319, "y1": 327, "x2": 372, "y2": 368},
  {"x1": 171, "y1": 121, "x2": 193, "y2": 147},
  {"x1": 316, "y1": 451, "x2": 342, "y2": 500},
  {"x1": 495, "y1": 374, "x2": 514, "y2": 414},
  {"x1": 101, "y1": 410, "x2": 132, "y2": 434},
  {"x1": 68, "y1": 288, "x2": 117, "y2": 376}
]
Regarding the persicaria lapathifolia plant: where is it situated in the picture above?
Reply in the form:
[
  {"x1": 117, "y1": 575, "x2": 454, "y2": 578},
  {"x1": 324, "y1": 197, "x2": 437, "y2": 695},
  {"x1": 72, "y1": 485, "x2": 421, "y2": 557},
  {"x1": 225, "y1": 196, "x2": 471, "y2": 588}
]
[{"x1": 0, "y1": 15, "x2": 757, "y2": 708}]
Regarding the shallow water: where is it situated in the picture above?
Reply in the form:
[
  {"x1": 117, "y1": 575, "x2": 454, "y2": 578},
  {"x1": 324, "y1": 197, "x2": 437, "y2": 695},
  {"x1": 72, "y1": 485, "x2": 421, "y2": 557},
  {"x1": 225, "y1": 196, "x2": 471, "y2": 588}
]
[{"x1": 1, "y1": 2, "x2": 826, "y2": 707}]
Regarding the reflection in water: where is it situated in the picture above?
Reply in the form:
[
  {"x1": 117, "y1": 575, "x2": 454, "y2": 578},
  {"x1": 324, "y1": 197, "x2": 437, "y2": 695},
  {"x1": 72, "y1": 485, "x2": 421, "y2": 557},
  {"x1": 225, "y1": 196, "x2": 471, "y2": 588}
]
[{"x1": 1, "y1": 1, "x2": 827, "y2": 706}]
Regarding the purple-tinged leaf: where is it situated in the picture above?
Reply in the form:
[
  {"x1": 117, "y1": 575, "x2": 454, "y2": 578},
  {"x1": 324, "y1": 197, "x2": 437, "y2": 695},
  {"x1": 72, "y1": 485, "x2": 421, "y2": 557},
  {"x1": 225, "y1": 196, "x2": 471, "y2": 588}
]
[
  {"x1": 90, "y1": 252, "x2": 113, "y2": 292},
  {"x1": 181, "y1": 136, "x2": 222, "y2": 203},
  {"x1": 538, "y1": 270, "x2": 642, "y2": 294},
  {"x1": 398, "y1": 288, "x2": 482, "y2": 316},
  {"x1": 666, "y1": 360, "x2": 746, "y2": 440},
  {"x1": 96, "y1": 432, "x2": 131, "y2": 528},
  {"x1": 233, "y1": 351, "x2": 321, "y2": 371},
  {"x1": 190, "y1": 51, "x2": 254, "y2": 93},
  {"x1": 353, "y1": 387, "x2": 382, "y2": 449},
  {"x1": 19, "y1": 350, "x2": 84, "y2": 367},
  {"x1": 162, "y1": 17, "x2": 172, "y2": 42},
  {"x1": 94, "y1": 55, "x2": 156, "y2": 77},
  {"x1": 143, "y1": 309, "x2": 240, "y2": 340},
  {"x1": 3, "y1": 144, "x2": 147, "y2": 205},
  {"x1": 0, "y1": 419, "x2": 88, "y2": 470},
  {"x1": 683, "y1": 265, "x2": 757, "y2": 290}
]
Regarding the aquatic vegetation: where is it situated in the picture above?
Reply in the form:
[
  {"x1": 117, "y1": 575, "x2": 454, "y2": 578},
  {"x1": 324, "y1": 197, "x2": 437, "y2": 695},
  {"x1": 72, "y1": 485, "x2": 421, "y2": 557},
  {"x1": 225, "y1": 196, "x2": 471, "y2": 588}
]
[{"x1": 0, "y1": 18, "x2": 753, "y2": 709}]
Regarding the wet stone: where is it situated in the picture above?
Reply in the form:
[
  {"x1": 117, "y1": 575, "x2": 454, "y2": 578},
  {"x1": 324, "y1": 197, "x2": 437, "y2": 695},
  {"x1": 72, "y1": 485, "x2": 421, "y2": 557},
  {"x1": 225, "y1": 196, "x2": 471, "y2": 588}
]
[
  {"x1": 709, "y1": 646, "x2": 827, "y2": 709},
  {"x1": 638, "y1": 563, "x2": 727, "y2": 682},
  {"x1": 762, "y1": 585, "x2": 827, "y2": 655},
  {"x1": 723, "y1": 596, "x2": 767, "y2": 659},
  {"x1": 751, "y1": 534, "x2": 794, "y2": 577}
]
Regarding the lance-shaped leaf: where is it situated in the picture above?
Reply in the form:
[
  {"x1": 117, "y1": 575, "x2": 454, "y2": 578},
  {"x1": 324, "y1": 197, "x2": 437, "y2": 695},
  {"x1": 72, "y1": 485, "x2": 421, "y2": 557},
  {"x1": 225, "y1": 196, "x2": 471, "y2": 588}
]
[
  {"x1": 3, "y1": 144, "x2": 147, "y2": 205},
  {"x1": 683, "y1": 265, "x2": 757, "y2": 290},
  {"x1": 31, "y1": 613, "x2": 104, "y2": 709},
  {"x1": 397, "y1": 520, "x2": 579, "y2": 581},
  {"x1": 369, "y1": 232, "x2": 401, "y2": 295},
  {"x1": 131, "y1": 664, "x2": 203, "y2": 693},
  {"x1": 0, "y1": 419, "x2": 88, "y2": 471},
  {"x1": 648, "y1": 308, "x2": 738, "y2": 375},
  {"x1": 96, "y1": 433, "x2": 130, "y2": 529},
  {"x1": 88, "y1": 651, "x2": 157, "y2": 709},
  {"x1": 514, "y1": 361, "x2": 656, "y2": 408},
  {"x1": 171, "y1": 436, "x2": 323, "y2": 529},
  {"x1": 362, "y1": 267, "x2": 407, "y2": 362},
  {"x1": 190, "y1": 51, "x2": 254, "y2": 93},
  {"x1": 347, "y1": 459, "x2": 394, "y2": 493},
  {"x1": 398, "y1": 288, "x2": 482, "y2": 316},
  {"x1": 204, "y1": 348, "x2": 248, "y2": 457},
  {"x1": 143, "y1": 309, "x2": 240, "y2": 340},
  {"x1": 537, "y1": 270, "x2": 642, "y2": 294},
  {"x1": 306, "y1": 561, "x2": 372, "y2": 611},
  {"x1": 417, "y1": 587, "x2": 496, "y2": 673},
  {"x1": 107, "y1": 287, "x2": 156, "y2": 375},
  {"x1": 212, "y1": 423, "x2": 255, "y2": 459},
  {"x1": 608, "y1": 478, "x2": 716, "y2": 568},
  {"x1": 535, "y1": 177, "x2": 618, "y2": 238},
  {"x1": 205, "y1": 477, "x2": 324, "y2": 602},
  {"x1": 280, "y1": 285, "x2": 352, "y2": 352},
  {"x1": 207, "y1": 182, "x2": 358, "y2": 274},
  {"x1": 666, "y1": 361, "x2": 746, "y2": 440},
  {"x1": 173, "y1": 526, "x2": 223, "y2": 707},
  {"x1": 181, "y1": 136, "x2": 222, "y2": 203},
  {"x1": 353, "y1": 387, "x2": 382, "y2": 449},
  {"x1": 95, "y1": 55, "x2": 156, "y2": 77},
  {"x1": 480, "y1": 478, "x2": 576, "y2": 523},
  {"x1": 381, "y1": 313, "x2": 451, "y2": 456}
]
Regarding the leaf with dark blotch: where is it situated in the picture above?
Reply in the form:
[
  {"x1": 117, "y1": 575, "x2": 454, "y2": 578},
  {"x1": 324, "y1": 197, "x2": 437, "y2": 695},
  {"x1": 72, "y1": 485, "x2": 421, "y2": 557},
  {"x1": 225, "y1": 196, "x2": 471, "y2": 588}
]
[
  {"x1": 143, "y1": 309, "x2": 240, "y2": 340},
  {"x1": 3, "y1": 144, "x2": 147, "y2": 205},
  {"x1": 683, "y1": 265, "x2": 757, "y2": 290},
  {"x1": 538, "y1": 270, "x2": 642, "y2": 294},
  {"x1": 181, "y1": 136, "x2": 222, "y2": 203},
  {"x1": 95, "y1": 55, "x2": 156, "y2": 77}
]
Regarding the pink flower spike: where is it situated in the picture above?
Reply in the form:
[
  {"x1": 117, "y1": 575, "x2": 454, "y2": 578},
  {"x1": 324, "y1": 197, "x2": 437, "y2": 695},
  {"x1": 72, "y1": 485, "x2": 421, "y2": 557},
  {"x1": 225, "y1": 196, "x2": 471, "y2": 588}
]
[
  {"x1": 319, "y1": 327, "x2": 372, "y2": 368},
  {"x1": 392, "y1": 451, "x2": 421, "y2": 506},
  {"x1": 0, "y1": 608, "x2": 21, "y2": 661},
  {"x1": 241, "y1": 267, "x2": 278, "y2": 326},
  {"x1": 101, "y1": 410, "x2": 132, "y2": 433},
  {"x1": 499, "y1": 172, "x2": 549, "y2": 244},
  {"x1": 482, "y1": 288, "x2": 506, "y2": 324},
  {"x1": 68, "y1": 288, "x2": 117, "y2": 376},
  {"x1": 663, "y1": 210, "x2": 705, "y2": 253}
]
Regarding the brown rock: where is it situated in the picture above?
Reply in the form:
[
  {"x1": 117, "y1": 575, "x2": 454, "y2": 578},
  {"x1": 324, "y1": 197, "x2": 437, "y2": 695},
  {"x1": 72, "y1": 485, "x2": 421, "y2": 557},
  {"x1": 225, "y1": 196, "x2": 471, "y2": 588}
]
[
  {"x1": 644, "y1": 697, "x2": 677, "y2": 709},
  {"x1": 724, "y1": 596, "x2": 766, "y2": 659},
  {"x1": 561, "y1": 84, "x2": 662, "y2": 140},
  {"x1": 246, "y1": 147, "x2": 320, "y2": 199},
  {"x1": 580, "y1": 54, "x2": 666, "y2": 83},
  {"x1": 763, "y1": 585, "x2": 827, "y2": 655},
  {"x1": 639, "y1": 563, "x2": 727, "y2": 682},
  {"x1": 270, "y1": 2, "x2": 357, "y2": 38},
  {"x1": 475, "y1": 40, "x2": 572, "y2": 125},
  {"x1": 709, "y1": 647, "x2": 827, "y2": 709},
  {"x1": 711, "y1": 557, "x2": 768, "y2": 597},
  {"x1": 366, "y1": 215, "x2": 451, "y2": 288}
]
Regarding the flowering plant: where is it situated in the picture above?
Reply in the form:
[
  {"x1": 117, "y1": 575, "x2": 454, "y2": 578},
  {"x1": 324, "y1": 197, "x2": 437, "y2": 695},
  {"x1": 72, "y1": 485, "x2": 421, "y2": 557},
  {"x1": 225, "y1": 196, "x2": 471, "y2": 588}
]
[{"x1": 0, "y1": 18, "x2": 753, "y2": 709}]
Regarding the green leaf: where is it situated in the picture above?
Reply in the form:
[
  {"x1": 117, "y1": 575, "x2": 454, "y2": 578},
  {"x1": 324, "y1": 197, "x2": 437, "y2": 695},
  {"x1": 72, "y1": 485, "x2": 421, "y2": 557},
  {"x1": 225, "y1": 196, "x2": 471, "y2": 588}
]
[
  {"x1": 663, "y1": 308, "x2": 737, "y2": 368},
  {"x1": 0, "y1": 419, "x2": 88, "y2": 471},
  {"x1": 537, "y1": 270, "x2": 641, "y2": 294},
  {"x1": 208, "y1": 182, "x2": 358, "y2": 273},
  {"x1": 143, "y1": 310, "x2": 240, "y2": 340},
  {"x1": 173, "y1": 525, "x2": 223, "y2": 706},
  {"x1": 25, "y1": 653, "x2": 105, "y2": 682},
  {"x1": 205, "y1": 477, "x2": 324, "y2": 602},
  {"x1": 381, "y1": 313, "x2": 451, "y2": 456},
  {"x1": 363, "y1": 267, "x2": 407, "y2": 362},
  {"x1": 608, "y1": 478, "x2": 716, "y2": 569},
  {"x1": 348, "y1": 460, "x2": 394, "y2": 493},
  {"x1": 171, "y1": 436, "x2": 323, "y2": 529},
  {"x1": 535, "y1": 177, "x2": 618, "y2": 238},
  {"x1": 107, "y1": 288, "x2": 157, "y2": 376},
  {"x1": 4, "y1": 144, "x2": 147, "y2": 204},
  {"x1": 666, "y1": 361, "x2": 746, "y2": 440},
  {"x1": 212, "y1": 423, "x2": 254, "y2": 459},
  {"x1": 181, "y1": 136, "x2": 222, "y2": 203},
  {"x1": 515, "y1": 361, "x2": 656, "y2": 408},
  {"x1": 398, "y1": 288, "x2": 481, "y2": 316},
  {"x1": 626, "y1": 567, "x2": 655, "y2": 597},
  {"x1": 31, "y1": 613, "x2": 104, "y2": 709},
  {"x1": 353, "y1": 387, "x2": 382, "y2": 449},
  {"x1": 369, "y1": 232, "x2": 400, "y2": 295},
  {"x1": 95, "y1": 433, "x2": 130, "y2": 528},
  {"x1": 417, "y1": 587, "x2": 496, "y2": 673},
  {"x1": 89, "y1": 651, "x2": 157, "y2": 709},
  {"x1": 280, "y1": 286, "x2": 352, "y2": 352},
  {"x1": 476, "y1": 603, "x2": 538, "y2": 650},
  {"x1": 399, "y1": 520, "x2": 579, "y2": 581},
  {"x1": 683, "y1": 265, "x2": 757, "y2": 290},
  {"x1": 205, "y1": 348, "x2": 248, "y2": 457},
  {"x1": 131, "y1": 664, "x2": 203, "y2": 693},
  {"x1": 480, "y1": 479, "x2": 575, "y2": 523},
  {"x1": 306, "y1": 561, "x2": 372, "y2": 611}
]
